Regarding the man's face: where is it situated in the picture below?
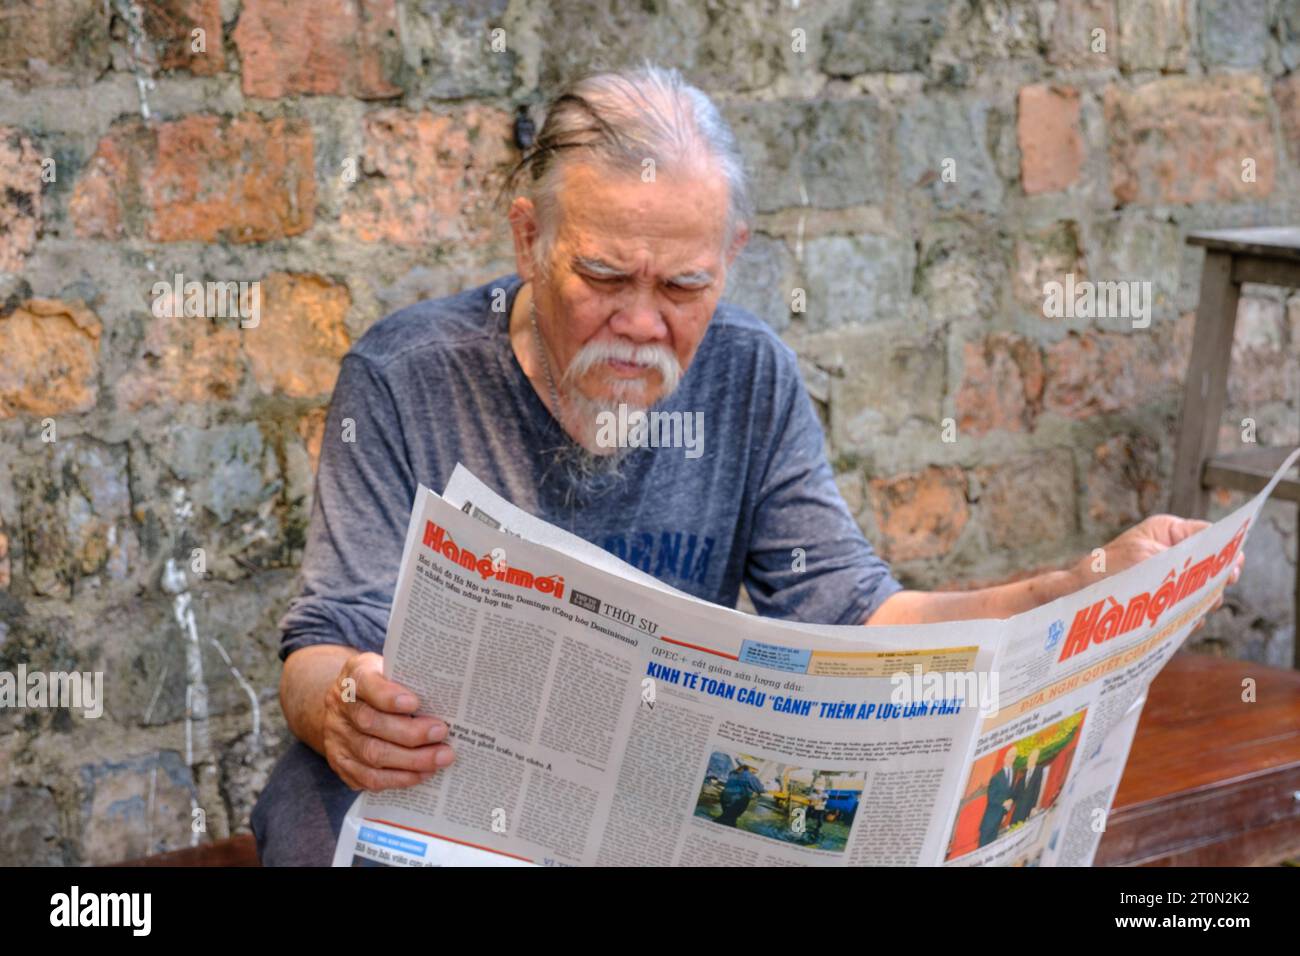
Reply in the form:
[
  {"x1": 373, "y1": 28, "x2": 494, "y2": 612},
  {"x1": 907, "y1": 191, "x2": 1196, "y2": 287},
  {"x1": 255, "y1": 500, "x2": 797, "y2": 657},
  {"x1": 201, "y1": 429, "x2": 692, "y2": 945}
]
[{"x1": 515, "y1": 159, "x2": 743, "y2": 412}]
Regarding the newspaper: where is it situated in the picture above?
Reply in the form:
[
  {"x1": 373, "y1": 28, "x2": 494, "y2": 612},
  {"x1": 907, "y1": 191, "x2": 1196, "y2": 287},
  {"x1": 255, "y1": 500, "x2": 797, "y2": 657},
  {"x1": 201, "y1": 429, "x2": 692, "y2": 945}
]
[{"x1": 333, "y1": 447, "x2": 1300, "y2": 867}]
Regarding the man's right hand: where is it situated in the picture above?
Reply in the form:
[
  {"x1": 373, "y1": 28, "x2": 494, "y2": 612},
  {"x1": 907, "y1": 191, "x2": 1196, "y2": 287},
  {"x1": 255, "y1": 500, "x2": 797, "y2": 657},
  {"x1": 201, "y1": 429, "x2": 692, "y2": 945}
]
[{"x1": 321, "y1": 651, "x2": 455, "y2": 791}]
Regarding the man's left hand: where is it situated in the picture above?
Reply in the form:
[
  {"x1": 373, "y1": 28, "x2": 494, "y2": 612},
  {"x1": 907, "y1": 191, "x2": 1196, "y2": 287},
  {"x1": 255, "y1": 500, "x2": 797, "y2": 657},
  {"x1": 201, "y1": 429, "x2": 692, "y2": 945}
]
[{"x1": 1072, "y1": 514, "x2": 1245, "y2": 627}]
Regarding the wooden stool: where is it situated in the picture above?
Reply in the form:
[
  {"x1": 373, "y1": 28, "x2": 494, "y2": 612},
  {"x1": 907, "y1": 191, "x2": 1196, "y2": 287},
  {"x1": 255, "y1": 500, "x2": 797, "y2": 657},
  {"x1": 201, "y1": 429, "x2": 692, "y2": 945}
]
[{"x1": 1170, "y1": 227, "x2": 1300, "y2": 666}]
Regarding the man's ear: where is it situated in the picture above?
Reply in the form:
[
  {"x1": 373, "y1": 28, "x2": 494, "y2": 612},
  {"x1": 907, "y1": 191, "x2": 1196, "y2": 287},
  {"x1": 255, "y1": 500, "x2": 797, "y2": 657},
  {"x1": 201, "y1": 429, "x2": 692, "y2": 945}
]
[
  {"x1": 724, "y1": 222, "x2": 750, "y2": 267},
  {"x1": 508, "y1": 196, "x2": 539, "y2": 280}
]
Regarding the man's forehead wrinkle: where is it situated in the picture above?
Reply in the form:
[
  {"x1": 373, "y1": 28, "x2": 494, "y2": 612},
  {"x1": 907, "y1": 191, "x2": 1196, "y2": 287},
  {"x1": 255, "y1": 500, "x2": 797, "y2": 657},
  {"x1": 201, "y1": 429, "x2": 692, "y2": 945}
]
[{"x1": 551, "y1": 162, "x2": 728, "y2": 282}]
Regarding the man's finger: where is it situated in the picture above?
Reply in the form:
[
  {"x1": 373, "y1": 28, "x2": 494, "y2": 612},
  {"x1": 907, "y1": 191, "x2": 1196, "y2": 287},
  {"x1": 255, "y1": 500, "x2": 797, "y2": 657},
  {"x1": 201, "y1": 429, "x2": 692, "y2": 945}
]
[
  {"x1": 1163, "y1": 516, "x2": 1210, "y2": 547},
  {"x1": 336, "y1": 753, "x2": 428, "y2": 792},
  {"x1": 354, "y1": 734, "x2": 455, "y2": 775},
  {"x1": 350, "y1": 700, "x2": 449, "y2": 747},
  {"x1": 353, "y1": 663, "x2": 422, "y2": 715}
]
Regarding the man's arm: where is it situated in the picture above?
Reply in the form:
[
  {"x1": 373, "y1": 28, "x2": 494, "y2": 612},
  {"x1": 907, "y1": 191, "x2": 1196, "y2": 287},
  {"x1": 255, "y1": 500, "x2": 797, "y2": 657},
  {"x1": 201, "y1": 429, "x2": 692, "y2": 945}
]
[
  {"x1": 281, "y1": 644, "x2": 355, "y2": 756},
  {"x1": 740, "y1": 343, "x2": 907, "y2": 626},
  {"x1": 864, "y1": 567, "x2": 1081, "y2": 626},
  {"x1": 276, "y1": 352, "x2": 454, "y2": 789},
  {"x1": 864, "y1": 514, "x2": 1244, "y2": 627}
]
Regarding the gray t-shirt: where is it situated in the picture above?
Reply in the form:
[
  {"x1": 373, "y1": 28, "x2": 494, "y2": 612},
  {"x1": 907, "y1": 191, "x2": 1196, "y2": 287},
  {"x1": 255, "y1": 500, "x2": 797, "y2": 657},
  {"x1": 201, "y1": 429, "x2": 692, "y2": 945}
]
[{"x1": 278, "y1": 273, "x2": 903, "y2": 660}]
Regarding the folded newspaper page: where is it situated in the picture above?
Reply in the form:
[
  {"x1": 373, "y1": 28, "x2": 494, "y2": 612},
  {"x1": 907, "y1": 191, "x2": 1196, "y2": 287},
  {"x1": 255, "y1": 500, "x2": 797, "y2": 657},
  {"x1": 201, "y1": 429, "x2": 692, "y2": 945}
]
[{"x1": 333, "y1": 447, "x2": 1300, "y2": 867}]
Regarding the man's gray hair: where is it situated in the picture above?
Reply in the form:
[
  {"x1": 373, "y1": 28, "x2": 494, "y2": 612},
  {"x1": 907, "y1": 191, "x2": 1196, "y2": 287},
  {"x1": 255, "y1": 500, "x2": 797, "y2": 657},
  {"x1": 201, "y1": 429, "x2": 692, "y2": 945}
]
[{"x1": 503, "y1": 63, "x2": 753, "y2": 273}]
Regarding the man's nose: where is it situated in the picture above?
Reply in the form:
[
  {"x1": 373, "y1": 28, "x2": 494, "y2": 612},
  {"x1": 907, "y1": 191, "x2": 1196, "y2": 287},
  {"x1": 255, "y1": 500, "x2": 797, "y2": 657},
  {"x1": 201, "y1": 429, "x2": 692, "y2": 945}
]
[{"x1": 608, "y1": 287, "x2": 668, "y2": 342}]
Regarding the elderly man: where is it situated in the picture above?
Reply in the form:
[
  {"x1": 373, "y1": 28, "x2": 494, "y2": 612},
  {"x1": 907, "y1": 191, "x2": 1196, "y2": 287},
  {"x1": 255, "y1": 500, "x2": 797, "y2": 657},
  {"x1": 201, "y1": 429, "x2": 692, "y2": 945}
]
[{"x1": 251, "y1": 65, "x2": 1241, "y2": 865}]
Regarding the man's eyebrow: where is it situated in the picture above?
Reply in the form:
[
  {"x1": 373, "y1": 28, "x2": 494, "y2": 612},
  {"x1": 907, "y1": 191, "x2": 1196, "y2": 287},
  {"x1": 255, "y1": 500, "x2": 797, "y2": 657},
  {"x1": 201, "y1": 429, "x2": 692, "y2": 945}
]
[
  {"x1": 572, "y1": 255, "x2": 628, "y2": 277},
  {"x1": 668, "y1": 269, "x2": 715, "y2": 286},
  {"x1": 572, "y1": 256, "x2": 715, "y2": 286}
]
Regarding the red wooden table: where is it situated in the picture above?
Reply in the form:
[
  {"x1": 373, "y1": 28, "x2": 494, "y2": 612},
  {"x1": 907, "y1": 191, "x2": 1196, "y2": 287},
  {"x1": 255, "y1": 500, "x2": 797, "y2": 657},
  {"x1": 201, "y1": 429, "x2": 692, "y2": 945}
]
[{"x1": 1095, "y1": 651, "x2": 1300, "y2": 866}]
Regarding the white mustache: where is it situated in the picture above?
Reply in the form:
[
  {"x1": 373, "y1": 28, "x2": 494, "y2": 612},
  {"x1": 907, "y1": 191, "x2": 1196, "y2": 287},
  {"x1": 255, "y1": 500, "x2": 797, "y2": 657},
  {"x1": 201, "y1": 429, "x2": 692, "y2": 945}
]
[{"x1": 561, "y1": 338, "x2": 682, "y2": 394}]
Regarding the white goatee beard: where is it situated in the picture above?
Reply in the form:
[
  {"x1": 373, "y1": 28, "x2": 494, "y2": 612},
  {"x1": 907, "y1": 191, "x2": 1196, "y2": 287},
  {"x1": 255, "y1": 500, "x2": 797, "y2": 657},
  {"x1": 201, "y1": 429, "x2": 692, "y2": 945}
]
[
  {"x1": 545, "y1": 403, "x2": 633, "y2": 488},
  {"x1": 551, "y1": 378, "x2": 680, "y2": 487},
  {"x1": 555, "y1": 337, "x2": 682, "y2": 446},
  {"x1": 546, "y1": 384, "x2": 649, "y2": 485}
]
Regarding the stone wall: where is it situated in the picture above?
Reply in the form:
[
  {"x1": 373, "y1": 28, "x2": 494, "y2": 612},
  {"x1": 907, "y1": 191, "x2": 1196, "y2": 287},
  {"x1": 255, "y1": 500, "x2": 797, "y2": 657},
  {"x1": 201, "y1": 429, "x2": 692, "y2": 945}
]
[{"x1": 0, "y1": 0, "x2": 1297, "y2": 863}]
